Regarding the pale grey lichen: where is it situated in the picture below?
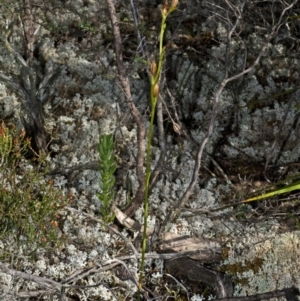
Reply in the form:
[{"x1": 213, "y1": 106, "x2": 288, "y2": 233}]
[
  {"x1": 221, "y1": 220, "x2": 300, "y2": 296},
  {"x1": 1, "y1": 1, "x2": 300, "y2": 299}
]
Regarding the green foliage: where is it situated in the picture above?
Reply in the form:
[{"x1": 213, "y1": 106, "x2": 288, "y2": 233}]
[
  {"x1": 242, "y1": 173, "x2": 300, "y2": 203},
  {"x1": 0, "y1": 122, "x2": 68, "y2": 262},
  {"x1": 43, "y1": 19, "x2": 68, "y2": 37},
  {"x1": 0, "y1": 122, "x2": 13, "y2": 164},
  {"x1": 97, "y1": 134, "x2": 117, "y2": 224},
  {"x1": 214, "y1": 173, "x2": 300, "y2": 213},
  {"x1": 78, "y1": 20, "x2": 96, "y2": 34}
]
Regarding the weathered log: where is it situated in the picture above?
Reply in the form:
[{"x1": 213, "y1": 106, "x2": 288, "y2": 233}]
[
  {"x1": 165, "y1": 257, "x2": 233, "y2": 298},
  {"x1": 112, "y1": 203, "x2": 233, "y2": 297},
  {"x1": 112, "y1": 203, "x2": 221, "y2": 262}
]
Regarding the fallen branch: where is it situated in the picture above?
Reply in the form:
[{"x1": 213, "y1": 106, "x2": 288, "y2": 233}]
[
  {"x1": 112, "y1": 203, "x2": 221, "y2": 262},
  {"x1": 0, "y1": 262, "x2": 61, "y2": 290},
  {"x1": 104, "y1": 0, "x2": 146, "y2": 218},
  {"x1": 214, "y1": 287, "x2": 299, "y2": 301}
]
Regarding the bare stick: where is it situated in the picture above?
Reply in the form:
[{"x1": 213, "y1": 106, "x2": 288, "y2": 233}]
[
  {"x1": 166, "y1": 0, "x2": 298, "y2": 226},
  {"x1": 0, "y1": 262, "x2": 61, "y2": 290},
  {"x1": 104, "y1": 0, "x2": 146, "y2": 217},
  {"x1": 0, "y1": 262, "x2": 62, "y2": 300}
]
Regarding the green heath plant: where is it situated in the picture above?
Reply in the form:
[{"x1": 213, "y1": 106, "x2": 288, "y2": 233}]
[
  {"x1": 0, "y1": 121, "x2": 68, "y2": 262},
  {"x1": 97, "y1": 133, "x2": 117, "y2": 223}
]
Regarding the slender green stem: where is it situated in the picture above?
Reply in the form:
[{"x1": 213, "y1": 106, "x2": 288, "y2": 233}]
[
  {"x1": 159, "y1": 16, "x2": 166, "y2": 58},
  {"x1": 138, "y1": 2, "x2": 178, "y2": 295},
  {"x1": 139, "y1": 105, "x2": 155, "y2": 287}
]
